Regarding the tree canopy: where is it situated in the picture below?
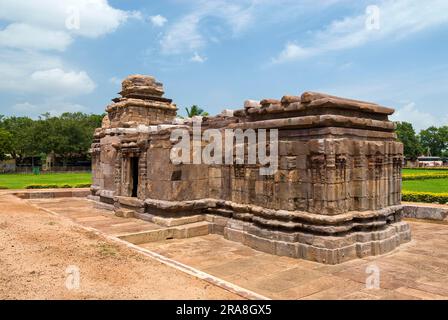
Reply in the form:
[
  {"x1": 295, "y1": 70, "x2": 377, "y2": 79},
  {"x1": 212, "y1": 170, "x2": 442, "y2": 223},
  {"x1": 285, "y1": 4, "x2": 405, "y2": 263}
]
[
  {"x1": 395, "y1": 122, "x2": 423, "y2": 159},
  {"x1": 0, "y1": 128, "x2": 13, "y2": 161},
  {"x1": 0, "y1": 112, "x2": 103, "y2": 164},
  {"x1": 395, "y1": 122, "x2": 448, "y2": 159},
  {"x1": 420, "y1": 126, "x2": 448, "y2": 157},
  {"x1": 0, "y1": 116, "x2": 36, "y2": 161},
  {"x1": 185, "y1": 105, "x2": 209, "y2": 117}
]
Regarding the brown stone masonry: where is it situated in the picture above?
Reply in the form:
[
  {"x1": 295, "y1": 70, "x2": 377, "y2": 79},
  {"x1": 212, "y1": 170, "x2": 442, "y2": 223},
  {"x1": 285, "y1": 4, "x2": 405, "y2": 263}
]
[{"x1": 90, "y1": 75, "x2": 410, "y2": 265}]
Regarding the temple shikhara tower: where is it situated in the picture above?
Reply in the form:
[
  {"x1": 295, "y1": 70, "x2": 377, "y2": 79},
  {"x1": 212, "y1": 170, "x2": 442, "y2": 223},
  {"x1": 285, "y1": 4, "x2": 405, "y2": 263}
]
[{"x1": 90, "y1": 74, "x2": 411, "y2": 264}]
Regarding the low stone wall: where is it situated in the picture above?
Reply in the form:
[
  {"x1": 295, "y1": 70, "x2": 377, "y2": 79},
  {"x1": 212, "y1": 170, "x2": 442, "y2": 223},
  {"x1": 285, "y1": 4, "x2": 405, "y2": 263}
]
[
  {"x1": 15, "y1": 166, "x2": 91, "y2": 174},
  {"x1": 13, "y1": 189, "x2": 90, "y2": 199},
  {"x1": 402, "y1": 203, "x2": 448, "y2": 221}
]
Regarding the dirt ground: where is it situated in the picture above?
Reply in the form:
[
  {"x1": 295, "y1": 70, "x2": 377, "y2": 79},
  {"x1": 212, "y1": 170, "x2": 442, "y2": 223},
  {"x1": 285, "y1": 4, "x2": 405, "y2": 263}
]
[{"x1": 0, "y1": 193, "x2": 240, "y2": 300}]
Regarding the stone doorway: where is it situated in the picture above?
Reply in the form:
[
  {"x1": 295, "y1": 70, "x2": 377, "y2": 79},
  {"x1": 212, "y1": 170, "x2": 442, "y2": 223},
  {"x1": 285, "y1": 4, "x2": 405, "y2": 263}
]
[{"x1": 130, "y1": 156, "x2": 139, "y2": 197}]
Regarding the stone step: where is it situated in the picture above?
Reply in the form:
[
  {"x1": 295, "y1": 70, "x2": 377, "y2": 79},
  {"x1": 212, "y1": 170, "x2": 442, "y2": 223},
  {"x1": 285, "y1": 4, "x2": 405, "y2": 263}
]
[
  {"x1": 14, "y1": 188, "x2": 90, "y2": 199},
  {"x1": 116, "y1": 221, "x2": 211, "y2": 245}
]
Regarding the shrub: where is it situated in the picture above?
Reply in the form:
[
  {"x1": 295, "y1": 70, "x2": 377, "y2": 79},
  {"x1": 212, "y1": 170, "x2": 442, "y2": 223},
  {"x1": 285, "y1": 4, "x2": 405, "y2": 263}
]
[
  {"x1": 25, "y1": 184, "x2": 60, "y2": 189},
  {"x1": 24, "y1": 184, "x2": 91, "y2": 189},
  {"x1": 74, "y1": 183, "x2": 91, "y2": 188},
  {"x1": 402, "y1": 191, "x2": 448, "y2": 204},
  {"x1": 402, "y1": 173, "x2": 448, "y2": 181},
  {"x1": 404, "y1": 167, "x2": 448, "y2": 171},
  {"x1": 25, "y1": 184, "x2": 74, "y2": 189}
]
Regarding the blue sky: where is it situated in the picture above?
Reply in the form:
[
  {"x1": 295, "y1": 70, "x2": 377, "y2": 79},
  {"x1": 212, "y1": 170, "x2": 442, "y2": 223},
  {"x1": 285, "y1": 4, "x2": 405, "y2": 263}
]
[{"x1": 0, "y1": 0, "x2": 447, "y2": 131}]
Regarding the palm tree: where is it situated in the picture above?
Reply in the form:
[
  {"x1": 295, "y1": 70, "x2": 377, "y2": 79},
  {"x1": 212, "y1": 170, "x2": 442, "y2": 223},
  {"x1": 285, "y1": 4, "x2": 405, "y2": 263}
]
[{"x1": 185, "y1": 105, "x2": 209, "y2": 118}]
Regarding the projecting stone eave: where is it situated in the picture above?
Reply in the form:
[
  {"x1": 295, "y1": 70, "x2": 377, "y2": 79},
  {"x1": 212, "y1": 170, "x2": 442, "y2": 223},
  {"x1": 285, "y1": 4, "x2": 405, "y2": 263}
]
[
  {"x1": 300, "y1": 92, "x2": 395, "y2": 115},
  {"x1": 243, "y1": 91, "x2": 395, "y2": 118}
]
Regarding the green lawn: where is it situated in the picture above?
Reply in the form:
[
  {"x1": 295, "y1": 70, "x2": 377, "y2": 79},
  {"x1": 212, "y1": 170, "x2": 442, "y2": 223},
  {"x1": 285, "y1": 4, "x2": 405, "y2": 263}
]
[
  {"x1": 0, "y1": 173, "x2": 92, "y2": 189},
  {"x1": 402, "y1": 179, "x2": 448, "y2": 194},
  {"x1": 402, "y1": 168, "x2": 448, "y2": 194}
]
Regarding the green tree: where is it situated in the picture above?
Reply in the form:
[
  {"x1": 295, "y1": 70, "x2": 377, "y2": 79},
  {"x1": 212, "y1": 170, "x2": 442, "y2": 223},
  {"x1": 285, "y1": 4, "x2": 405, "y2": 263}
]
[
  {"x1": 0, "y1": 116, "x2": 36, "y2": 162},
  {"x1": 438, "y1": 126, "x2": 448, "y2": 157},
  {"x1": 0, "y1": 113, "x2": 103, "y2": 166},
  {"x1": 395, "y1": 122, "x2": 422, "y2": 159},
  {"x1": 0, "y1": 128, "x2": 13, "y2": 161},
  {"x1": 32, "y1": 112, "x2": 103, "y2": 165},
  {"x1": 185, "y1": 105, "x2": 209, "y2": 117},
  {"x1": 420, "y1": 126, "x2": 447, "y2": 157}
]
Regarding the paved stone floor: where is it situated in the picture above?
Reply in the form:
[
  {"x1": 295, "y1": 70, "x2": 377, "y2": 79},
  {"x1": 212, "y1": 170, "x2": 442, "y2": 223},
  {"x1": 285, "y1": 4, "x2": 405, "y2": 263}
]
[
  {"x1": 30, "y1": 197, "x2": 448, "y2": 300},
  {"x1": 29, "y1": 198, "x2": 162, "y2": 236}
]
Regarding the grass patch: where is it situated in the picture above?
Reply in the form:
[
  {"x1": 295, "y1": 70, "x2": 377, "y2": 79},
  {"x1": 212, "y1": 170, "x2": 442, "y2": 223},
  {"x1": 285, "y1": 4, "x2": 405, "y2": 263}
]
[
  {"x1": 96, "y1": 243, "x2": 118, "y2": 258},
  {"x1": 0, "y1": 173, "x2": 91, "y2": 189},
  {"x1": 402, "y1": 179, "x2": 448, "y2": 194},
  {"x1": 403, "y1": 168, "x2": 448, "y2": 174}
]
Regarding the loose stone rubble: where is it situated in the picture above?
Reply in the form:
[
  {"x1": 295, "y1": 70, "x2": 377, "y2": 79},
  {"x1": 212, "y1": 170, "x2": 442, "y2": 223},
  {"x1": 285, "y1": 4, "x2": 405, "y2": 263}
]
[{"x1": 90, "y1": 74, "x2": 411, "y2": 264}]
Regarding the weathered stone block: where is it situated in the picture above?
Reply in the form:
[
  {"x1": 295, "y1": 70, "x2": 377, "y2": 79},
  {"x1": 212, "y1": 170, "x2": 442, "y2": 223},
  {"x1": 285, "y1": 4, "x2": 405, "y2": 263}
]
[{"x1": 308, "y1": 139, "x2": 325, "y2": 154}]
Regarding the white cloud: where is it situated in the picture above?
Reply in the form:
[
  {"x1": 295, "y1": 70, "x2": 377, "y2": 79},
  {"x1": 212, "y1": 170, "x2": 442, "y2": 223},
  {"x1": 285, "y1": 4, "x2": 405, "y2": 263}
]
[
  {"x1": 0, "y1": 0, "x2": 136, "y2": 98},
  {"x1": 273, "y1": 42, "x2": 314, "y2": 64},
  {"x1": 0, "y1": 0, "x2": 138, "y2": 40},
  {"x1": 12, "y1": 101, "x2": 87, "y2": 118},
  {"x1": 150, "y1": 15, "x2": 167, "y2": 27},
  {"x1": 0, "y1": 50, "x2": 61, "y2": 92},
  {"x1": 159, "y1": 0, "x2": 258, "y2": 55},
  {"x1": 30, "y1": 69, "x2": 96, "y2": 96},
  {"x1": 0, "y1": 49, "x2": 95, "y2": 96},
  {"x1": 12, "y1": 102, "x2": 39, "y2": 113},
  {"x1": 157, "y1": 0, "x2": 348, "y2": 57},
  {"x1": 392, "y1": 102, "x2": 443, "y2": 132},
  {"x1": 160, "y1": 14, "x2": 204, "y2": 54},
  {"x1": 190, "y1": 52, "x2": 207, "y2": 63},
  {"x1": 109, "y1": 76, "x2": 122, "y2": 86},
  {"x1": 0, "y1": 23, "x2": 72, "y2": 51},
  {"x1": 273, "y1": 0, "x2": 448, "y2": 63}
]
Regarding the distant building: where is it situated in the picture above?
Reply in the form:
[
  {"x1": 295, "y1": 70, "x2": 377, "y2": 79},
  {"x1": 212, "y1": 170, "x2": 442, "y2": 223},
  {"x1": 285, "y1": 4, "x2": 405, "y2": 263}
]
[
  {"x1": 0, "y1": 159, "x2": 16, "y2": 173},
  {"x1": 417, "y1": 156, "x2": 444, "y2": 167}
]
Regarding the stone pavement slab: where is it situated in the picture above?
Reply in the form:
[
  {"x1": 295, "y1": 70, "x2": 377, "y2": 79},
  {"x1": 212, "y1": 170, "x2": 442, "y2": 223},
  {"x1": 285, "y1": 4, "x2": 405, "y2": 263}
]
[
  {"x1": 27, "y1": 197, "x2": 448, "y2": 300},
  {"x1": 28, "y1": 198, "x2": 162, "y2": 236},
  {"x1": 141, "y1": 223, "x2": 448, "y2": 300}
]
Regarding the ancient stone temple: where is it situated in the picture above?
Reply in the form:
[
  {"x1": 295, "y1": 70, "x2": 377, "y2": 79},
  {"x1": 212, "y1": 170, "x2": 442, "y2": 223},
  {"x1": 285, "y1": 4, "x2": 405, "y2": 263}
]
[{"x1": 90, "y1": 74, "x2": 411, "y2": 264}]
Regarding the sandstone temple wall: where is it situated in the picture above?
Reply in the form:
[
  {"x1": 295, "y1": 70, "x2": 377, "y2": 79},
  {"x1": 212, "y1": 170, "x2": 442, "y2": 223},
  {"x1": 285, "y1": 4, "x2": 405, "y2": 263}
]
[{"x1": 89, "y1": 75, "x2": 411, "y2": 264}]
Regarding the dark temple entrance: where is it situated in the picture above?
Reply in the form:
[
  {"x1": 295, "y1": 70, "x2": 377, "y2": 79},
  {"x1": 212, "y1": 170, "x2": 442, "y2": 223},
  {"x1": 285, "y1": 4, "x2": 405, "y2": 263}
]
[{"x1": 130, "y1": 157, "x2": 139, "y2": 197}]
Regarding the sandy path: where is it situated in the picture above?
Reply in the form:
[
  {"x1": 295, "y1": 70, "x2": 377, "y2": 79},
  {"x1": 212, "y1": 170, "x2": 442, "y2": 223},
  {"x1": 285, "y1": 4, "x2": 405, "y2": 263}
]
[{"x1": 0, "y1": 193, "x2": 240, "y2": 300}]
